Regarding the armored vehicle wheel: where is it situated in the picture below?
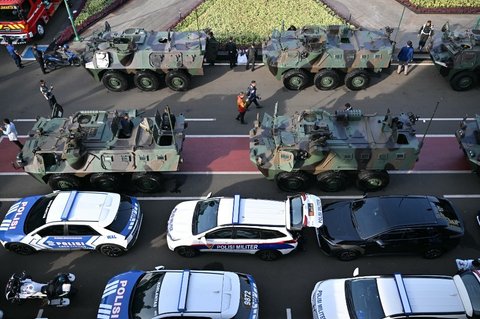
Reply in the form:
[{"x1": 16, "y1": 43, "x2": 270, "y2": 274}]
[
  {"x1": 48, "y1": 174, "x2": 82, "y2": 191},
  {"x1": 175, "y1": 246, "x2": 198, "y2": 258},
  {"x1": 98, "y1": 244, "x2": 126, "y2": 257},
  {"x1": 450, "y1": 71, "x2": 477, "y2": 91},
  {"x1": 134, "y1": 71, "x2": 160, "y2": 91},
  {"x1": 345, "y1": 70, "x2": 370, "y2": 91},
  {"x1": 90, "y1": 173, "x2": 121, "y2": 192},
  {"x1": 165, "y1": 70, "x2": 190, "y2": 91},
  {"x1": 355, "y1": 170, "x2": 389, "y2": 191},
  {"x1": 314, "y1": 69, "x2": 340, "y2": 90},
  {"x1": 102, "y1": 71, "x2": 129, "y2": 92},
  {"x1": 132, "y1": 173, "x2": 162, "y2": 193},
  {"x1": 275, "y1": 171, "x2": 310, "y2": 192},
  {"x1": 336, "y1": 249, "x2": 360, "y2": 261},
  {"x1": 6, "y1": 243, "x2": 35, "y2": 255},
  {"x1": 282, "y1": 69, "x2": 310, "y2": 90},
  {"x1": 316, "y1": 171, "x2": 349, "y2": 192},
  {"x1": 256, "y1": 250, "x2": 281, "y2": 261}
]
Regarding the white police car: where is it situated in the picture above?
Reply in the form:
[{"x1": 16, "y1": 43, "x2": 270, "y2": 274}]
[
  {"x1": 97, "y1": 266, "x2": 259, "y2": 319},
  {"x1": 167, "y1": 193, "x2": 322, "y2": 261},
  {"x1": 0, "y1": 191, "x2": 142, "y2": 257}
]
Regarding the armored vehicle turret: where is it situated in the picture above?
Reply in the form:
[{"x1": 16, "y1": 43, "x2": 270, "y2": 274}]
[
  {"x1": 250, "y1": 107, "x2": 420, "y2": 192},
  {"x1": 456, "y1": 115, "x2": 480, "y2": 172},
  {"x1": 83, "y1": 27, "x2": 211, "y2": 92},
  {"x1": 430, "y1": 18, "x2": 480, "y2": 91},
  {"x1": 16, "y1": 108, "x2": 186, "y2": 193},
  {"x1": 263, "y1": 25, "x2": 394, "y2": 91}
]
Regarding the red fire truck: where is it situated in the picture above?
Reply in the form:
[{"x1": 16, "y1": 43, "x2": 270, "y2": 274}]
[{"x1": 0, "y1": 0, "x2": 62, "y2": 44}]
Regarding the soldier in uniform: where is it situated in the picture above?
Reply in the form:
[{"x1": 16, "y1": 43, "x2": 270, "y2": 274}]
[
  {"x1": 246, "y1": 80, "x2": 261, "y2": 108},
  {"x1": 417, "y1": 20, "x2": 434, "y2": 52},
  {"x1": 225, "y1": 37, "x2": 238, "y2": 69},
  {"x1": 205, "y1": 31, "x2": 218, "y2": 66},
  {"x1": 32, "y1": 43, "x2": 46, "y2": 74}
]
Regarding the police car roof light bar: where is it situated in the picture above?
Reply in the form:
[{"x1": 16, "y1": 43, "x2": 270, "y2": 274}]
[
  {"x1": 61, "y1": 191, "x2": 79, "y2": 221},
  {"x1": 232, "y1": 195, "x2": 241, "y2": 224},
  {"x1": 393, "y1": 273, "x2": 412, "y2": 315},
  {"x1": 177, "y1": 270, "x2": 191, "y2": 312}
]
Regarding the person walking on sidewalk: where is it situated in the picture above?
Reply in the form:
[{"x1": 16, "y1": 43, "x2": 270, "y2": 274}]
[
  {"x1": 0, "y1": 119, "x2": 23, "y2": 150},
  {"x1": 4, "y1": 41, "x2": 23, "y2": 69},
  {"x1": 39, "y1": 79, "x2": 57, "y2": 111},
  {"x1": 246, "y1": 43, "x2": 257, "y2": 71},
  {"x1": 236, "y1": 92, "x2": 247, "y2": 124},
  {"x1": 246, "y1": 80, "x2": 261, "y2": 108},
  {"x1": 417, "y1": 20, "x2": 434, "y2": 52},
  {"x1": 225, "y1": 37, "x2": 238, "y2": 69},
  {"x1": 397, "y1": 41, "x2": 414, "y2": 75},
  {"x1": 32, "y1": 43, "x2": 47, "y2": 74}
]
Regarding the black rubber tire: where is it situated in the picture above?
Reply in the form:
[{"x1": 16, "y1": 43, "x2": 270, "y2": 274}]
[
  {"x1": 257, "y1": 250, "x2": 280, "y2": 261},
  {"x1": 355, "y1": 170, "x2": 389, "y2": 191},
  {"x1": 102, "y1": 71, "x2": 129, "y2": 92},
  {"x1": 336, "y1": 249, "x2": 360, "y2": 261},
  {"x1": 35, "y1": 22, "x2": 46, "y2": 39},
  {"x1": 45, "y1": 60, "x2": 56, "y2": 71},
  {"x1": 345, "y1": 70, "x2": 370, "y2": 90},
  {"x1": 6, "y1": 243, "x2": 35, "y2": 255},
  {"x1": 314, "y1": 69, "x2": 340, "y2": 90},
  {"x1": 275, "y1": 171, "x2": 310, "y2": 192},
  {"x1": 48, "y1": 174, "x2": 82, "y2": 191},
  {"x1": 98, "y1": 244, "x2": 126, "y2": 257},
  {"x1": 450, "y1": 71, "x2": 477, "y2": 91},
  {"x1": 71, "y1": 56, "x2": 82, "y2": 67},
  {"x1": 132, "y1": 173, "x2": 162, "y2": 193},
  {"x1": 281, "y1": 69, "x2": 310, "y2": 90},
  {"x1": 165, "y1": 70, "x2": 191, "y2": 91},
  {"x1": 316, "y1": 171, "x2": 349, "y2": 192},
  {"x1": 175, "y1": 246, "x2": 198, "y2": 258},
  {"x1": 89, "y1": 173, "x2": 121, "y2": 192},
  {"x1": 134, "y1": 70, "x2": 160, "y2": 91},
  {"x1": 423, "y1": 247, "x2": 443, "y2": 259}
]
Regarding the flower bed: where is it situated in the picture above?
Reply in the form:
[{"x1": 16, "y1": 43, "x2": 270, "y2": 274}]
[{"x1": 395, "y1": 0, "x2": 480, "y2": 13}]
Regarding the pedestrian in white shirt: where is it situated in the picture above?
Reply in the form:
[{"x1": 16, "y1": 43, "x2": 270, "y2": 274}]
[{"x1": 0, "y1": 119, "x2": 23, "y2": 149}]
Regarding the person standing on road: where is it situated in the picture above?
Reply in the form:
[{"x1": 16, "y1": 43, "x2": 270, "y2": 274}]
[
  {"x1": 225, "y1": 37, "x2": 238, "y2": 69},
  {"x1": 246, "y1": 80, "x2": 261, "y2": 108},
  {"x1": 32, "y1": 43, "x2": 47, "y2": 74},
  {"x1": 0, "y1": 119, "x2": 23, "y2": 150},
  {"x1": 236, "y1": 92, "x2": 247, "y2": 124},
  {"x1": 246, "y1": 43, "x2": 257, "y2": 71},
  {"x1": 4, "y1": 41, "x2": 23, "y2": 69},
  {"x1": 39, "y1": 79, "x2": 57, "y2": 111},
  {"x1": 397, "y1": 41, "x2": 414, "y2": 75},
  {"x1": 417, "y1": 20, "x2": 434, "y2": 52}
]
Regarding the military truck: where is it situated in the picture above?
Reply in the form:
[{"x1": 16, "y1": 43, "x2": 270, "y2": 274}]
[
  {"x1": 83, "y1": 27, "x2": 210, "y2": 92},
  {"x1": 430, "y1": 18, "x2": 480, "y2": 91},
  {"x1": 262, "y1": 25, "x2": 394, "y2": 91},
  {"x1": 249, "y1": 106, "x2": 420, "y2": 192},
  {"x1": 456, "y1": 115, "x2": 480, "y2": 173},
  {"x1": 16, "y1": 108, "x2": 186, "y2": 193}
]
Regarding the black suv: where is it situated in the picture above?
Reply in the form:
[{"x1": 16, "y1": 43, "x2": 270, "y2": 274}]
[{"x1": 316, "y1": 195, "x2": 464, "y2": 261}]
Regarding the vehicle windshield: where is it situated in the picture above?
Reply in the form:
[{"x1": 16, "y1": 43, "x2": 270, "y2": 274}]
[
  {"x1": 459, "y1": 271, "x2": 480, "y2": 317},
  {"x1": 106, "y1": 195, "x2": 133, "y2": 233},
  {"x1": 233, "y1": 274, "x2": 256, "y2": 319},
  {"x1": 350, "y1": 198, "x2": 388, "y2": 239},
  {"x1": 131, "y1": 272, "x2": 165, "y2": 319},
  {"x1": 0, "y1": 6, "x2": 23, "y2": 22},
  {"x1": 433, "y1": 198, "x2": 463, "y2": 230},
  {"x1": 289, "y1": 196, "x2": 303, "y2": 229},
  {"x1": 345, "y1": 278, "x2": 385, "y2": 319},
  {"x1": 24, "y1": 196, "x2": 53, "y2": 234},
  {"x1": 192, "y1": 198, "x2": 219, "y2": 235}
]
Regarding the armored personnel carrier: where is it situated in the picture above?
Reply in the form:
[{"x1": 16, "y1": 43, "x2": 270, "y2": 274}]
[
  {"x1": 430, "y1": 19, "x2": 480, "y2": 91},
  {"x1": 16, "y1": 108, "x2": 186, "y2": 193},
  {"x1": 456, "y1": 115, "x2": 480, "y2": 172},
  {"x1": 83, "y1": 26, "x2": 210, "y2": 92},
  {"x1": 250, "y1": 107, "x2": 420, "y2": 192},
  {"x1": 262, "y1": 25, "x2": 394, "y2": 91}
]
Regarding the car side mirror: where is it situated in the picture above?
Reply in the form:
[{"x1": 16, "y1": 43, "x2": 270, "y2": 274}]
[
  {"x1": 353, "y1": 267, "x2": 360, "y2": 277},
  {"x1": 205, "y1": 192, "x2": 212, "y2": 199},
  {"x1": 154, "y1": 265, "x2": 165, "y2": 270},
  {"x1": 200, "y1": 236, "x2": 207, "y2": 244},
  {"x1": 375, "y1": 240, "x2": 385, "y2": 247}
]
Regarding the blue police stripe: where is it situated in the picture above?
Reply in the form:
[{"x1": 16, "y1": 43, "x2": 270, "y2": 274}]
[
  {"x1": 232, "y1": 195, "x2": 240, "y2": 224},
  {"x1": 177, "y1": 270, "x2": 190, "y2": 312},
  {"x1": 61, "y1": 191, "x2": 79, "y2": 221}
]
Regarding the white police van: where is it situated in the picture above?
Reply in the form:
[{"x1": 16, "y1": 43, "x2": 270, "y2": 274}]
[
  {"x1": 0, "y1": 191, "x2": 142, "y2": 257},
  {"x1": 167, "y1": 193, "x2": 322, "y2": 261},
  {"x1": 97, "y1": 266, "x2": 259, "y2": 319},
  {"x1": 311, "y1": 270, "x2": 480, "y2": 319}
]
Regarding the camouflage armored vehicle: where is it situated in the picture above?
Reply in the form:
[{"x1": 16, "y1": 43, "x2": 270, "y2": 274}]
[
  {"x1": 250, "y1": 106, "x2": 420, "y2": 192},
  {"x1": 430, "y1": 18, "x2": 480, "y2": 91},
  {"x1": 16, "y1": 108, "x2": 186, "y2": 193},
  {"x1": 262, "y1": 25, "x2": 394, "y2": 91},
  {"x1": 83, "y1": 27, "x2": 210, "y2": 92},
  {"x1": 456, "y1": 115, "x2": 480, "y2": 172}
]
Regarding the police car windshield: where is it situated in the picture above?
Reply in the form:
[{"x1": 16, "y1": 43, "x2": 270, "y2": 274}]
[
  {"x1": 24, "y1": 197, "x2": 52, "y2": 234},
  {"x1": 345, "y1": 278, "x2": 385, "y2": 319},
  {"x1": 131, "y1": 272, "x2": 165, "y2": 319},
  {"x1": 192, "y1": 199, "x2": 220, "y2": 235},
  {"x1": 106, "y1": 196, "x2": 133, "y2": 233}
]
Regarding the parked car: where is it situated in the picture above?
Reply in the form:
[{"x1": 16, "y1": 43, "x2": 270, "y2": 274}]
[
  {"x1": 167, "y1": 193, "x2": 322, "y2": 260},
  {"x1": 311, "y1": 270, "x2": 480, "y2": 319},
  {"x1": 316, "y1": 195, "x2": 464, "y2": 261},
  {"x1": 97, "y1": 266, "x2": 259, "y2": 319},
  {"x1": 0, "y1": 191, "x2": 142, "y2": 257}
]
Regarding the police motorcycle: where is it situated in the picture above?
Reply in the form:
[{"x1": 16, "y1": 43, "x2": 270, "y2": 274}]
[
  {"x1": 44, "y1": 43, "x2": 82, "y2": 71},
  {"x1": 5, "y1": 271, "x2": 76, "y2": 307}
]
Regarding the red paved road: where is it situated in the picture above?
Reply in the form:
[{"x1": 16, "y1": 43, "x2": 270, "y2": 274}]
[{"x1": 0, "y1": 136, "x2": 471, "y2": 173}]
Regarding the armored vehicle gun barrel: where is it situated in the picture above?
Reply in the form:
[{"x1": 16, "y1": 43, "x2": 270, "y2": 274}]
[
  {"x1": 250, "y1": 107, "x2": 420, "y2": 192},
  {"x1": 16, "y1": 108, "x2": 186, "y2": 193}
]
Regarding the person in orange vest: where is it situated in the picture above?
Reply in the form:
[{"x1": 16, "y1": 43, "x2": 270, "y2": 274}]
[{"x1": 235, "y1": 92, "x2": 247, "y2": 124}]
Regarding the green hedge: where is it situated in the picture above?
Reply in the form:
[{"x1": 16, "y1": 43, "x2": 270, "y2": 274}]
[
  {"x1": 175, "y1": 0, "x2": 344, "y2": 45},
  {"x1": 75, "y1": 0, "x2": 116, "y2": 26},
  {"x1": 409, "y1": 0, "x2": 478, "y2": 7}
]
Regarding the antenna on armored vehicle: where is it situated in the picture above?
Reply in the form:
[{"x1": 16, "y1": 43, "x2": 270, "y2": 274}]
[
  {"x1": 419, "y1": 101, "x2": 440, "y2": 149},
  {"x1": 393, "y1": 6, "x2": 406, "y2": 44}
]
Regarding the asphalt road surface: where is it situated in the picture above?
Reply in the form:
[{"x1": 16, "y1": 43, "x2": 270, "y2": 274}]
[{"x1": 0, "y1": 11, "x2": 480, "y2": 319}]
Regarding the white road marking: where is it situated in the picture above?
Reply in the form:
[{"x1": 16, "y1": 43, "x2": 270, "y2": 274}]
[
  {"x1": 13, "y1": 118, "x2": 216, "y2": 122},
  {"x1": 35, "y1": 308, "x2": 45, "y2": 319},
  {"x1": 286, "y1": 308, "x2": 292, "y2": 319}
]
